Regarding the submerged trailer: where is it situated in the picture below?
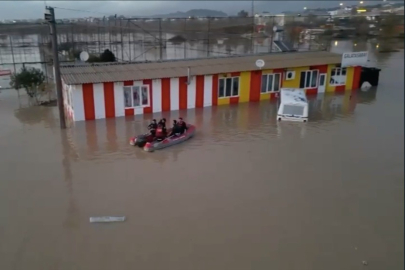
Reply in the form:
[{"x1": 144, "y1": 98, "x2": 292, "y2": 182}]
[{"x1": 277, "y1": 88, "x2": 308, "y2": 122}]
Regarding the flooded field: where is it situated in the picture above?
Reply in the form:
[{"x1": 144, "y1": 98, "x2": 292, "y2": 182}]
[{"x1": 0, "y1": 48, "x2": 403, "y2": 269}]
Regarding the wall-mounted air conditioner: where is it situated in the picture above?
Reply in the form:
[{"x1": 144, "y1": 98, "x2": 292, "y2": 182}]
[{"x1": 285, "y1": 71, "x2": 295, "y2": 80}]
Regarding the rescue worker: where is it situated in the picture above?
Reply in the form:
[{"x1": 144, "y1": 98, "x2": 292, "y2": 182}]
[
  {"x1": 178, "y1": 117, "x2": 187, "y2": 134},
  {"x1": 148, "y1": 119, "x2": 157, "y2": 130},
  {"x1": 158, "y1": 118, "x2": 167, "y2": 134},
  {"x1": 158, "y1": 118, "x2": 167, "y2": 136},
  {"x1": 158, "y1": 118, "x2": 166, "y2": 128},
  {"x1": 148, "y1": 119, "x2": 157, "y2": 136},
  {"x1": 169, "y1": 120, "x2": 181, "y2": 136},
  {"x1": 155, "y1": 123, "x2": 166, "y2": 141}
]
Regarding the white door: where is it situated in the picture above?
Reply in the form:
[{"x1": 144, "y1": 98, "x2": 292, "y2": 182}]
[{"x1": 318, "y1": 73, "x2": 326, "y2": 93}]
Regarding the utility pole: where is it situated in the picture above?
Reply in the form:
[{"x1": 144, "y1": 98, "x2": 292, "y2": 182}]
[{"x1": 45, "y1": 6, "x2": 66, "y2": 129}]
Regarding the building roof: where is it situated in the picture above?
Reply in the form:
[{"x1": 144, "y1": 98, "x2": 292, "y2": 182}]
[
  {"x1": 60, "y1": 51, "x2": 342, "y2": 85},
  {"x1": 280, "y1": 88, "x2": 308, "y2": 105}
]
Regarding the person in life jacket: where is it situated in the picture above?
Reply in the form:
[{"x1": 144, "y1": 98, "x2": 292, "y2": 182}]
[
  {"x1": 148, "y1": 119, "x2": 157, "y2": 130},
  {"x1": 177, "y1": 117, "x2": 187, "y2": 134},
  {"x1": 155, "y1": 123, "x2": 166, "y2": 141},
  {"x1": 158, "y1": 118, "x2": 167, "y2": 134},
  {"x1": 148, "y1": 119, "x2": 157, "y2": 136},
  {"x1": 158, "y1": 118, "x2": 166, "y2": 128},
  {"x1": 169, "y1": 120, "x2": 181, "y2": 136}
]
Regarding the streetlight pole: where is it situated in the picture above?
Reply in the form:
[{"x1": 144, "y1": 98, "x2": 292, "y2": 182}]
[{"x1": 45, "y1": 6, "x2": 66, "y2": 129}]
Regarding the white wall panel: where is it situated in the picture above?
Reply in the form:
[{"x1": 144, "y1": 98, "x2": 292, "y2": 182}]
[
  {"x1": 170, "y1": 78, "x2": 179, "y2": 111},
  {"x1": 203, "y1": 75, "x2": 213, "y2": 107}
]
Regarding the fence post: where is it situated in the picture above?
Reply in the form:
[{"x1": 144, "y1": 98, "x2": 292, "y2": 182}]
[
  {"x1": 207, "y1": 17, "x2": 211, "y2": 57},
  {"x1": 120, "y1": 19, "x2": 124, "y2": 61},
  {"x1": 108, "y1": 19, "x2": 111, "y2": 50},
  {"x1": 128, "y1": 21, "x2": 132, "y2": 62},
  {"x1": 97, "y1": 23, "x2": 101, "y2": 54},
  {"x1": 251, "y1": 15, "x2": 255, "y2": 54},
  {"x1": 9, "y1": 36, "x2": 16, "y2": 74},
  {"x1": 292, "y1": 15, "x2": 296, "y2": 50},
  {"x1": 184, "y1": 18, "x2": 187, "y2": 59},
  {"x1": 269, "y1": 16, "x2": 275, "y2": 53},
  {"x1": 71, "y1": 24, "x2": 74, "y2": 54},
  {"x1": 159, "y1": 18, "x2": 163, "y2": 60}
]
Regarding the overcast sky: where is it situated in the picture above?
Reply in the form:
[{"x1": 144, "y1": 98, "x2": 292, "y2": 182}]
[{"x1": 0, "y1": 1, "x2": 387, "y2": 20}]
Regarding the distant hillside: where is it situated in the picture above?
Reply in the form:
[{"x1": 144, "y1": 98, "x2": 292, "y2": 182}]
[{"x1": 151, "y1": 9, "x2": 227, "y2": 18}]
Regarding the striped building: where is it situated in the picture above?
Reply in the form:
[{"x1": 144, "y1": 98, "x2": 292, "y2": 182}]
[{"x1": 60, "y1": 51, "x2": 362, "y2": 122}]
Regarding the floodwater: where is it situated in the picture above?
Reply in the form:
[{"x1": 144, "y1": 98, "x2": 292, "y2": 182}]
[{"x1": 0, "y1": 49, "x2": 404, "y2": 269}]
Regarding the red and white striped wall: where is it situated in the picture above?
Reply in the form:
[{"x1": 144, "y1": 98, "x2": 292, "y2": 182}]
[
  {"x1": 69, "y1": 75, "x2": 214, "y2": 121},
  {"x1": 65, "y1": 65, "x2": 362, "y2": 121}
]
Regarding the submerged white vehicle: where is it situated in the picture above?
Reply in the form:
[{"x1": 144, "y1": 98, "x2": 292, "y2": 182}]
[{"x1": 277, "y1": 88, "x2": 309, "y2": 122}]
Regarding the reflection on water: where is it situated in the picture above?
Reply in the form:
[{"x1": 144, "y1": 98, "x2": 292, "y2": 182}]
[
  {"x1": 61, "y1": 131, "x2": 80, "y2": 230},
  {"x1": 62, "y1": 89, "x2": 377, "y2": 161},
  {"x1": 0, "y1": 51, "x2": 403, "y2": 269}
]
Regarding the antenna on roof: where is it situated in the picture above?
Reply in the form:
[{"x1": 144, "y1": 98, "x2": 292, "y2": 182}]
[{"x1": 79, "y1": 51, "x2": 89, "y2": 62}]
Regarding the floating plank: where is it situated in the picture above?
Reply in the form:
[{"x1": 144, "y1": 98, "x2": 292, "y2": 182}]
[{"x1": 89, "y1": 216, "x2": 126, "y2": 223}]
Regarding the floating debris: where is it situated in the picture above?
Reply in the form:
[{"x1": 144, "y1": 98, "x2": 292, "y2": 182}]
[
  {"x1": 362, "y1": 261, "x2": 368, "y2": 266},
  {"x1": 361, "y1": 81, "x2": 372, "y2": 90},
  {"x1": 89, "y1": 216, "x2": 126, "y2": 223}
]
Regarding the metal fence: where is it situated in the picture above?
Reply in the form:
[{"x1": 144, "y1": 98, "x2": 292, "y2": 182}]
[{"x1": 0, "y1": 14, "x2": 403, "y2": 67}]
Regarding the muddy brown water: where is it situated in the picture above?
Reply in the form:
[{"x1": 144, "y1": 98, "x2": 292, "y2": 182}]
[{"x1": 0, "y1": 51, "x2": 403, "y2": 270}]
